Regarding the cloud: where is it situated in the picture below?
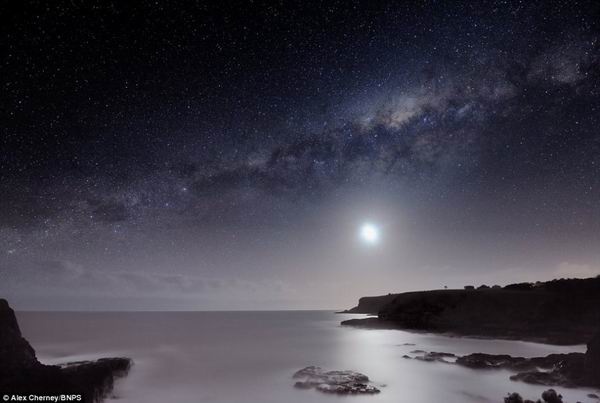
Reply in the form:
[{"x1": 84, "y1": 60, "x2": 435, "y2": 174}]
[
  {"x1": 0, "y1": 259, "x2": 296, "y2": 300},
  {"x1": 555, "y1": 261, "x2": 600, "y2": 279}
]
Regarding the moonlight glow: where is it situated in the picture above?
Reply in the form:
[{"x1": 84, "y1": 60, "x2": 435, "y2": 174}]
[{"x1": 360, "y1": 223, "x2": 380, "y2": 245}]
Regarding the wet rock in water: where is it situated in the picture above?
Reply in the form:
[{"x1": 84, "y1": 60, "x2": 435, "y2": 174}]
[
  {"x1": 455, "y1": 352, "x2": 583, "y2": 372},
  {"x1": 540, "y1": 389, "x2": 563, "y2": 403},
  {"x1": 293, "y1": 366, "x2": 380, "y2": 395},
  {"x1": 509, "y1": 370, "x2": 575, "y2": 388},
  {"x1": 505, "y1": 389, "x2": 566, "y2": 403},
  {"x1": 410, "y1": 348, "x2": 599, "y2": 389},
  {"x1": 413, "y1": 351, "x2": 456, "y2": 363},
  {"x1": 504, "y1": 392, "x2": 526, "y2": 403},
  {"x1": 457, "y1": 353, "x2": 532, "y2": 370}
]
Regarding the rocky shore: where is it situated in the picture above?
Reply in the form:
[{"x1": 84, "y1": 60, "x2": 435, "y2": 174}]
[
  {"x1": 0, "y1": 299, "x2": 132, "y2": 402},
  {"x1": 341, "y1": 277, "x2": 600, "y2": 398},
  {"x1": 404, "y1": 330, "x2": 599, "y2": 389},
  {"x1": 503, "y1": 388, "x2": 599, "y2": 403},
  {"x1": 341, "y1": 277, "x2": 600, "y2": 345}
]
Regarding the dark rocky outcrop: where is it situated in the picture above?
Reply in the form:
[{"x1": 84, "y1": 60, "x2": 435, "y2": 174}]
[
  {"x1": 0, "y1": 298, "x2": 132, "y2": 402},
  {"x1": 0, "y1": 299, "x2": 38, "y2": 373},
  {"x1": 586, "y1": 331, "x2": 600, "y2": 387},
  {"x1": 342, "y1": 277, "x2": 600, "y2": 345},
  {"x1": 412, "y1": 351, "x2": 457, "y2": 363},
  {"x1": 406, "y1": 337, "x2": 600, "y2": 390},
  {"x1": 339, "y1": 293, "x2": 399, "y2": 314},
  {"x1": 456, "y1": 352, "x2": 584, "y2": 373},
  {"x1": 504, "y1": 389, "x2": 566, "y2": 403},
  {"x1": 341, "y1": 317, "x2": 393, "y2": 328},
  {"x1": 292, "y1": 366, "x2": 380, "y2": 394}
]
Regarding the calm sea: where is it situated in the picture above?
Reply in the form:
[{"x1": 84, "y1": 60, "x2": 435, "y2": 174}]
[{"x1": 17, "y1": 311, "x2": 598, "y2": 403}]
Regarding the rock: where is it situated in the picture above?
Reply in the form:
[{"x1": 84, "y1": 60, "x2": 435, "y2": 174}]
[
  {"x1": 292, "y1": 366, "x2": 380, "y2": 395},
  {"x1": 456, "y1": 352, "x2": 585, "y2": 372},
  {"x1": 0, "y1": 298, "x2": 38, "y2": 375},
  {"x1": 0, "y1": 298, "x2": 132, "y2": 402},
  {"x1": 585, "y1": 330, "x2": 600, "y2": 386},
  {"x1": 509, "y1": 371, "x2": 574, "y2": 388},
  {"x1": 456, "y1": 353, "x2": 531, "y2": 370},
  {"x1": 315, "y1": 382, "x2": 380, "y2": 394},
  {"x1": 340, "y1": 317, "x2": 391, "y2": 329},
  {"x1": 588, "y1": 393, "x2": 599, "y2": 398},
  {"x1": 413, "y1": 351, "x2": 456, "y2": 363},
  {"x1": 505, "y1": 390, "x2": 567, "y2": 403},
  {"x1": 340, "y1": 294, "x2": 399, "y2": 314},
  {"x1": 412, "y1": 349, "x2": 594, "y2": 389},
  {"x1": 456, "y1": 352, "x2": 587, "y2": 388},
  {"x1": 504, "y1": 392, "x2": 525, "y2": 403},
  {"x1": 541, "y1": 389, "x2": 563, "y2": 403}
]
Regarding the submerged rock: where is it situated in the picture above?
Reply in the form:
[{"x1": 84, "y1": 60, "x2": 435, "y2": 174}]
[
  {"x1": 293, "y1": 366, "x2": 380, "y2": 394},
  {"x1": 0, "y1": 298, "x2": 132, "y2": 402}
]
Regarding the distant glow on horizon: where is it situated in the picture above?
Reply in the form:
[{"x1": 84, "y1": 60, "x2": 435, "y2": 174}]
[{"x1": 360, "y1": 223, "x2": 380, "y2": 245}]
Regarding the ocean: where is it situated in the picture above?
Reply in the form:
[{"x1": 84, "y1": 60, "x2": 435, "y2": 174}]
[{"x1": 17, "y1": 311, "x2": 598, "y2": 403}]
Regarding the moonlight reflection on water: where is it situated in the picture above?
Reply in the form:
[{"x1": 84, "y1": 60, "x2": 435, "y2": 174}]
[{"x1": 17, "y1": 311, "x2": 595, "y2": 403}]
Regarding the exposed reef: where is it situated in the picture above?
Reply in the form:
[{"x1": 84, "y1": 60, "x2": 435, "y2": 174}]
[
  {"x1": 0, "y1": 298, "x2": 132, "y2": 402},
  {"x1": 404, "y1": 335, "x2": 600, "y2": 389},
  {"x1": 292, "y1": 366, "x2": 381, "y2": 394}
]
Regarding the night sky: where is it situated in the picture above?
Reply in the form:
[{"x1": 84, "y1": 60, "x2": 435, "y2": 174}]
[{"x1": 2, "y1": 1, "x2": 600, "y2": 310}]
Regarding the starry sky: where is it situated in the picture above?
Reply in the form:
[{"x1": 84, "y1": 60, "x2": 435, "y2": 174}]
[{"x1": 1, "y1": 0, "x2": 600, "y2": 310}]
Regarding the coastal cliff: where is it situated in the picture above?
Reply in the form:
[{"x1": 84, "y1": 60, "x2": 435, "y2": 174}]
[
  {"x1": 341, "y1": 278, "x2": 600, "y2": 390},
  {"x1": 341, "y1": 277, "x2": 600, "y2": 345},
  {"x1": 340, "y1": 293, "x2": 399, "y2": 314},
  {"x1": 0, "y1": 299, "x2": 132, "y2": 402}
]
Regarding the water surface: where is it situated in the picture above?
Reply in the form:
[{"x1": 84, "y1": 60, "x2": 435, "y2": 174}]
[{"x1": 18, "y1": 311, "x2": 598, "y2": 403}]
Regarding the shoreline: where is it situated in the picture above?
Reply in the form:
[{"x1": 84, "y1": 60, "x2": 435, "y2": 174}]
[{"x1": 340, "y1": 316, "x2": 589, "y2": 346}]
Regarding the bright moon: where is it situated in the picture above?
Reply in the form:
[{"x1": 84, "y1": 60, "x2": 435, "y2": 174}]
[{"x1": 360, "y1": 223, "x2": 380, "y2": 244}]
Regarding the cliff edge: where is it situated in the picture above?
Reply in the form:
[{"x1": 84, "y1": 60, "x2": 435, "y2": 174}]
[
  {"x1": 0, "y1": 298, "x2": 132, "y2": 402},
  {"x1": 341, "y1": 277, "x2": 600, "y2": 345}
]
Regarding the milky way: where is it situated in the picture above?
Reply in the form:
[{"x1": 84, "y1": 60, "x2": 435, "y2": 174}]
[{"x1": 1, "y1": 1, "x2": 599, "y2": 309}]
